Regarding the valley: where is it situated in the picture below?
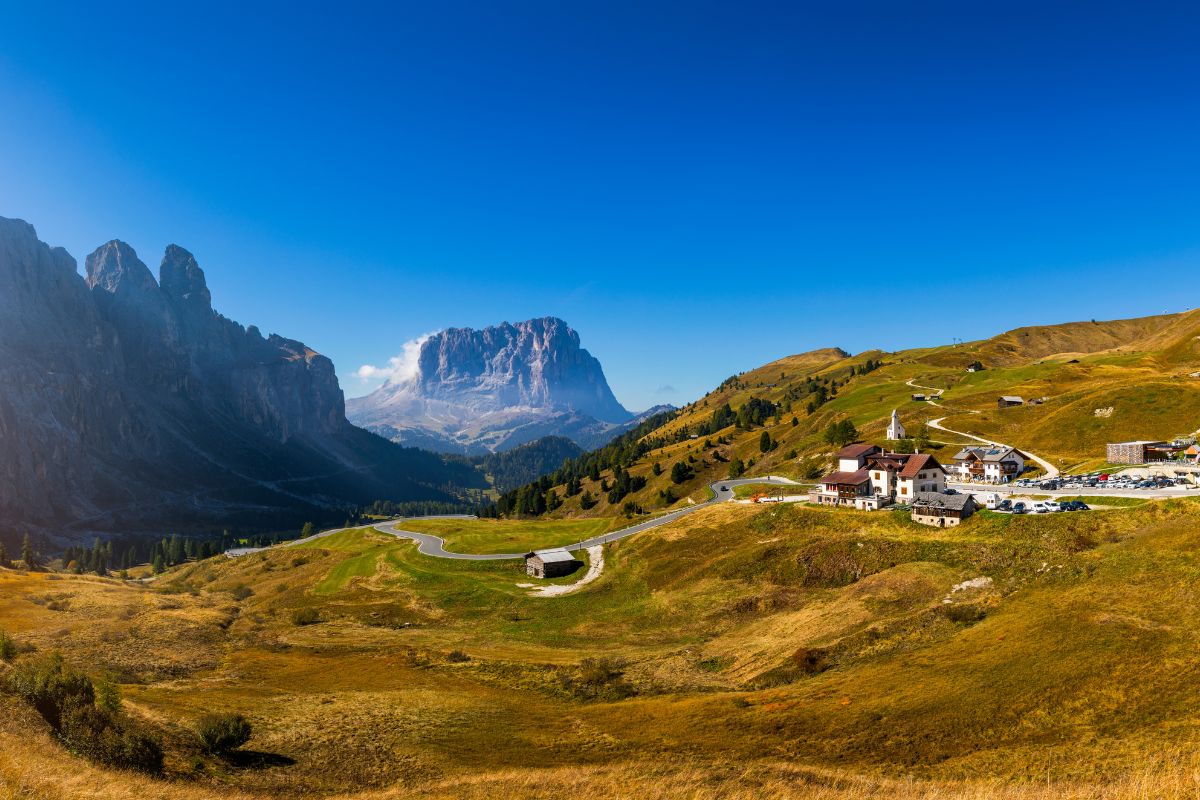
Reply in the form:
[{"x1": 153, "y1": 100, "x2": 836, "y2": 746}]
[
  {"x1": 4, "y1": 8, "x2": 1198, "y2": 798},
  {"x1": 7, "y1": 301, "x2": 1200, "y2": 799}
]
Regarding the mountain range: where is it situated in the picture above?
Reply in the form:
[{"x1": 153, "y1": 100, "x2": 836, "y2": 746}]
[
  {"x1": 0, "y1": 217, "x2": 482, "y2": 541},
  {"x1": 347, "y1": 317, "x2": 668, "y2": 454}
]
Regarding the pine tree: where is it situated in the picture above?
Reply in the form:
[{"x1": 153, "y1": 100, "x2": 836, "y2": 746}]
[
  {"x1": 152, "y1": 554, "x2": 165, "y2": 574},
  {"x1": 915, "y1": 423, "x2": 932, "y2": 450},
  {"x1": 20, "y1": 533, "x2": 35, "y2": 569},
  {"x1": 301, "y1": 522, "x2": 317, "y2": 539},
  {"x1": 759, "y1": 431, "x2": 772, "y2": 453},
  {"x1": 0, "y1": 541, "x2": 9, "y2": 568}
]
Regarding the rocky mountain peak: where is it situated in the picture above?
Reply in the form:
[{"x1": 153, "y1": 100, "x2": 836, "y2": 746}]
[
  {"x1": 160, "y1": 244, "x2": 212, "y2": 310},
  {"x1": 0, "y1": 214, "x2": 478, "y2": 538},
  {"x1": 347, "y1": 316, "x2": 638, "y2": 454},
  {"x1": 84, "y1": 240, "x2": 158, "y2": 296}
]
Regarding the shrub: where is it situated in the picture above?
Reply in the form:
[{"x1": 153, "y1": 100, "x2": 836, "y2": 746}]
[
  {"x1": 943, "y1": 603, "x2": 986, "y2": 624},
  {"x1": 792, "y1": 647, "x2": 829, "y2": 675},
  {"x1": 446, "y1": 650, "x2": 471, "y2": 663},
  {"x1": 563, "y1": 657, "x2": 636, "y2": 701},
  {"x1": 197, "y1": 712, "x2": 252, "y2": 754},
  {"x1": 0, "y1": 629, "x2": 16, "y2": 661},
  {"x1": 5, "y1": 653, "x2": 162, "y2": 773},
  {"x1": 5, "y1": 653, "x2": 94, "y2": 729},
  {"x1": 229, "y1": 584, "x2": 254, "y2": 601},
  {"x1": 61, "y1": 704, "x2": 164, "y2": 773},
  {"x1": 291, "y1": 608, "x2": 320, "y2": 626}
]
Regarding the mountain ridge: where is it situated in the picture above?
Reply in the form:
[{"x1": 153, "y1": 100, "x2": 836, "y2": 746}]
[
  {"x1": 348, "y1": 316, "x2": 654, "y2": 454},
  {"x1": 0, "y1": 217, "x2": 482, "y2": 541}
]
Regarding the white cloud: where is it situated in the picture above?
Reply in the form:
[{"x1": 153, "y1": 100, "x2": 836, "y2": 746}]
[{"x1": 355, "y1": 332, "x2": 435, "y2": 384}]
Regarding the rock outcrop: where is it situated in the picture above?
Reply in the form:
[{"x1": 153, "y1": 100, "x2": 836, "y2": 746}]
[
  {"x1": 347, "y1": 318, "x2": 650, "y2": 454},
  {"x1": 0, "y1": 217, "x2": 480, "y2": 540}
]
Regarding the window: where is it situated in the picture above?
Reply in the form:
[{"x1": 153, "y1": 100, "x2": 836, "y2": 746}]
[{"x1": 900, "y1": 486, "x2": 908, "y2": 495}]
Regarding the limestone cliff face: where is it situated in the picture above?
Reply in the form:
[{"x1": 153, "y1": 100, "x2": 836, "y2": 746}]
[
  {"x1": 0, "y1": 217, "x2": 478, "y2": 540},
  {"x1": 347, "y1": 317, "x2": 642, "y2": 454}
]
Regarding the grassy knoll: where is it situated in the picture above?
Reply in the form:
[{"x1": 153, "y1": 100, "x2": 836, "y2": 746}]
[
  {"x1": 10, "y1": 499, "x2": 1200, "y2": 797},
  {"x1": 399, "y1": 516, "x2": 626, "y2": 554},
  {"x1": 732, "y1": 482, "x2": 810, "y2": 498}
]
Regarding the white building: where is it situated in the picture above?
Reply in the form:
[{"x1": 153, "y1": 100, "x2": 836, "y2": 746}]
[
  {"x1": 951, "y1": 446, "x2": 1028, "y2": 483},
  {"x1": 886, "y1": 409, "x2": 905, "y2": 440},
  {"x1": 812, "y1": 445, "x2": 947, "y2": 509}
]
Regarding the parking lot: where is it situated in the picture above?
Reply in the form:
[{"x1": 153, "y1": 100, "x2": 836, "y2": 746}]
[{"x1": 950, "y1": 470, "x2": 1199, "y2": 512}]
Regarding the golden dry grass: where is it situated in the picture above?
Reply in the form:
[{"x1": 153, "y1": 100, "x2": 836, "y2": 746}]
[{"x1": 7, "y1": 499, "x2": 1200, "y2": 798}]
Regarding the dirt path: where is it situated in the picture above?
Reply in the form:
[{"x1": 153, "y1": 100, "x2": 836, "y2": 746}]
[
  {"x1": 517, "y1": 545, "x2": 604, "y2": 597},
  {"x1": 929, "y1": 416, "x2": 1060, "y2": 479}
]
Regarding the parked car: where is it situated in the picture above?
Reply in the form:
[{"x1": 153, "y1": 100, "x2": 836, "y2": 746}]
[
  {"x1": 997, "y1": 499, "x2": 1012, "y2": 511},
  {"x1": 1012, "y1": 502, "x2": 1027, "y2": 514}
]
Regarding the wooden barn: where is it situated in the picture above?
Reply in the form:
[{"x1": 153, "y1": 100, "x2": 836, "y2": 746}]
[
  {"x1": 910, "y1": 492, "x2": 977, "y2": 528},
  {"x1": 524, "y1": 549, "x2": 579, "y2": 579}
]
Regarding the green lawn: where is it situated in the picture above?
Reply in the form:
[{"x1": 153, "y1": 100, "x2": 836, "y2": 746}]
[{"x1": 399, "y1": 516, "x2": 627, "y2": 554}]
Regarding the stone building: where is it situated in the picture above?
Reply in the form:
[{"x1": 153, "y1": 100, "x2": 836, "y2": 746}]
[{"x1": 524, "y1": 549, "x2": 579, "y2": 579}]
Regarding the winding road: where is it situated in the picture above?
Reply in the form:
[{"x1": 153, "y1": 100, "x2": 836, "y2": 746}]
[
  {"x1": 904, "y1": 376, "x2": 1061, "y2": 480},
  {"x1": 228, "y1": 477, "x2": 801, "y2": 561},
  {"x1": 374, "y1": 477, "x2": 800, "y2": 560}
]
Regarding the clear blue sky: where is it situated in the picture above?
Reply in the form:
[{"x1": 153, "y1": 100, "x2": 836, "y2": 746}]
[{"x1": 2, "y1": 2, "x2": 1199, "y2": 411}]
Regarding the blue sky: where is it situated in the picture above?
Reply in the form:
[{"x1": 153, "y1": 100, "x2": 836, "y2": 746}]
[{"x1": 2, "y1": 2, "x2": 1199, "y2": 411}]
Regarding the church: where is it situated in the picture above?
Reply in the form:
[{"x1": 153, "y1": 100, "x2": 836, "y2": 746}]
[{"x1": 886, "y1": 409, "x2": 905, "y2": 440}]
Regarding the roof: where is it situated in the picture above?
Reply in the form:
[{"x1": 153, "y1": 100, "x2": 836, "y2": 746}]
[
  {"x1": 835, "y1": 443, "x2": 879, "y2": 459},
  {"x1": 953, "y1": 446, "x2": 1025, "y2": 463},
  {"x1": 526, "y1": 549, "x2": 575, "y2": 563},
  {"x1": 820, "y1": 469, "x2": 871, "y2": 485},
  {"x1": 999, "y1": 395, "x2": 1024, "y2": 403},
  {"x1": 1109, "y1": 440, "x2": 1168, "y2": 446},
  {"x1": 911, "y1": 491, "x2": 975, "y2": 511},
  {"x1": 899, "y1": 453, "x2": 942, "y2": 479},
  {"x1": 861, "y1": 451, "x2": 944, "y2": 478}
]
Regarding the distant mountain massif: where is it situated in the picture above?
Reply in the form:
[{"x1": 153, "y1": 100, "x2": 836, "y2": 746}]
[
  {"x1": 0, "y1": 217, "x2": 483, "y2": 541},
  {"x1": 348, "y1": 317, "x2": 668, "y2": 454}
]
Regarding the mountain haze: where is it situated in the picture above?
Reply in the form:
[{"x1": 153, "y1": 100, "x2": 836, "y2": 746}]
[
  {"x1": 348, "y1": 317, "x2": 661, "y2": 454},
  {"x1": 0, "y1": 217, "x2": 481, "y2": 541}
]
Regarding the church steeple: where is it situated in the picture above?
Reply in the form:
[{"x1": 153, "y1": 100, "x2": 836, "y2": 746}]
[{"x1": 886, "y1": 409, "x2": 905, "y2": 440}]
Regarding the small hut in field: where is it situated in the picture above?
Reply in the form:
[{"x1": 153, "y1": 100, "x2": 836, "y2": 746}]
[{"x1": 524, "y1": 549, "x2": 579, "y2": 579}]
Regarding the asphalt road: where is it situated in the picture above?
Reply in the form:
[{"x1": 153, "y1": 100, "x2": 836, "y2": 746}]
[{"x1": 371, "y1": 476, "x2": 801, "y2": 561}]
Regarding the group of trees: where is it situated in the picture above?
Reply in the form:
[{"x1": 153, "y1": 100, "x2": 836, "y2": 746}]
[
  {"x1": 823, "y1": 419, "x2": 859, "y2": 447},
  {"x1": 0, "y1": 533, "x2": 39, "y2": 570},
  {"x1": 669, "y1": 461, "x2": 695, "y2": 484},
  {"x1": 467, "y1": 436, "x2": 583, "y2": 494},
  {"x1": 606, "y1": 465, "x2": 648, "y2": 505},
  {"x1": 695, "y1": 396, "x2": 779, "y2": 437},
  {"x1": 491, "y1": 409, "x2": 677, "y2": 517},
  {"x1": 848, "y1": 358, "x2": 883, "y2": 377}
]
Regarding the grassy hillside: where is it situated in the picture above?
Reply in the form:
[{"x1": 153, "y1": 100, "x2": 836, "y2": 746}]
[
  {"x1": 502, "y1": 310, "x2": 1200, "y2": 520},
  {"x1": 6, "y1": 498, "x2": 1200, "y2": 797}
]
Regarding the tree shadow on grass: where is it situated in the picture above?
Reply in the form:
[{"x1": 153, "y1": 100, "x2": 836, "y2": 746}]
[{"x1": 223, "y1": 750, "x2": 296, "y2": 769}]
